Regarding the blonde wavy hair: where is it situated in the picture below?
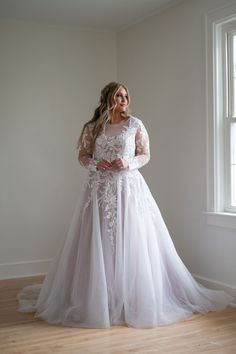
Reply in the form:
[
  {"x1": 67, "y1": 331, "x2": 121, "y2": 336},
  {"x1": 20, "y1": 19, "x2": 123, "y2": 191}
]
[{"x1": 77, "y1": 82, "x2": 131, "y2": 152}]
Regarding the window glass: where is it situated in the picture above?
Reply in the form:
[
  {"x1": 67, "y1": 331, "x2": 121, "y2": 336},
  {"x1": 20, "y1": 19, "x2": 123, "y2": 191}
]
[
  {"x1": 231, "y1": 122, "x2": 236, "y2": 206},
  {"x1": 233, "y1": 34, "x2": 236, "y2": 117}
]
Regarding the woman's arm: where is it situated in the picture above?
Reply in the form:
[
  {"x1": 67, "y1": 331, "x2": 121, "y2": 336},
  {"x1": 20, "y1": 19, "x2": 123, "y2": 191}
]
[
  {"x1": 77, "y1": 123, "x2": 98, "y2": 171},
  {"x1": 127, "y1": 120, "x2": 150, "y2": 171}
]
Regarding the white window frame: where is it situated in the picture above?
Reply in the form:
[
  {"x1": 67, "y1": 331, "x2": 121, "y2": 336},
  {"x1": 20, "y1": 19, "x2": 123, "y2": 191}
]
[
  {"x1": 225, "y1": 25, "x2": 236, "y2": 212},
  {"x1": 205, "y1": 3, "x2": 236, "y2": 229}
]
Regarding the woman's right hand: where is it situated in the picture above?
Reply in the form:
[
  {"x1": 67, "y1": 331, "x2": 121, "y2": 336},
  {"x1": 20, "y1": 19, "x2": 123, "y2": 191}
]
[{"x1": 96, "y1": 159, "x2": 112, "y2": 171}]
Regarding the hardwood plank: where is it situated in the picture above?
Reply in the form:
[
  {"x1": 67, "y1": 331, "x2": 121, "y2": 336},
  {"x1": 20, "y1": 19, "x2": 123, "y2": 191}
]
[{"x1": 0, "y1": 276, "x2": 235, "y2": 354}]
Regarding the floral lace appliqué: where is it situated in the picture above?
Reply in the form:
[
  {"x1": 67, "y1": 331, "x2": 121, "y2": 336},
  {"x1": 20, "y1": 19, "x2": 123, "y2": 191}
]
[{"x1": 77, "y1": 116, "x2": 150, "y2": 253}]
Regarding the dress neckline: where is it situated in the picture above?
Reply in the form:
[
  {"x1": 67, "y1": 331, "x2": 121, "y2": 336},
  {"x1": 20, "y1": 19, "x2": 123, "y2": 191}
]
[
  {"x1": 103, "y1": 117, "x2": 131, "y2": 138},
  {"x1": 108, "y1": 116, "x2": 131, "y2": 126}
]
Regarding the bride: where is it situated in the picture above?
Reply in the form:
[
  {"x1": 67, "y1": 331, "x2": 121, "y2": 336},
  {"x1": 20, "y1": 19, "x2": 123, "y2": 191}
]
[{"x1": 17, "y1": 82, "x2": 234, "y2": 328}]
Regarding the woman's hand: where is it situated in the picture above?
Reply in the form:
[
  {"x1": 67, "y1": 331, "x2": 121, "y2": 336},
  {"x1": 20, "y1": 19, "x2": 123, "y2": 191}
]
[
  {"x1": 110, "y1": 158, "x2": 129, "y2": 171},
  {"x1": 96, "y1": 159, "x2": 112, "y2": 171}
]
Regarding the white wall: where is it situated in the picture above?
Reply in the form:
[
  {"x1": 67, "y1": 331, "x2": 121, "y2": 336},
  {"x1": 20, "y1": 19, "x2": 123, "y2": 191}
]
[
  {"x1": 117, "y1": 0, "x2": 236, "y2": 295},
  {"x1": 1, "y1": 0, "x2": 236, "y2": 298},
  {"x1": 0, "y1": 20, "x2": 116, "y2": 278}
]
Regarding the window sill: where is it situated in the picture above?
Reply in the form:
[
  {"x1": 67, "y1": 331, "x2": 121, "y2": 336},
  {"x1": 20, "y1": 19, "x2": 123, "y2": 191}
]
[{"x1": 202, "y1": 211, "x2": 236, "y2": 229}]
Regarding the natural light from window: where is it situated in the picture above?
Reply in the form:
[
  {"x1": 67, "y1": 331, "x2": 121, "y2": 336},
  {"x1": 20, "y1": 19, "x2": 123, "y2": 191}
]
[
  {"x1": 231, "y1": 122, "x2": 236, "y2": 206},
  {"x1": 234, "y1": 35, "x2": 236, "y2": 117},
  {"x1": 232, "y1": 35, "x2": 236, "y2": 206}
]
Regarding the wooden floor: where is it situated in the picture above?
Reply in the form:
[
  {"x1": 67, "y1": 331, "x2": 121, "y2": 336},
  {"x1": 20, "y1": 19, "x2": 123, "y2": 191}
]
[{"x1": 0, "y1": 276, "x2": 236, "y2": 354}]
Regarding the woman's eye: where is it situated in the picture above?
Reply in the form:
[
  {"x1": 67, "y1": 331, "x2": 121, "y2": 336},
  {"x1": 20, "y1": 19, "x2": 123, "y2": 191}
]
[{"x1": 116, "y1": 93, "x2": 128, "y2": 100}]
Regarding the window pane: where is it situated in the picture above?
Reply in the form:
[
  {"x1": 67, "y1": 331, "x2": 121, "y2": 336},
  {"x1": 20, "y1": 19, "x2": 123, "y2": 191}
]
[
  {"x1": 233, "y1": 35, "x2": 236, "y2": 117},
  {"x1": 231, "y1": 122, "x2": 236, "y2": 206}
]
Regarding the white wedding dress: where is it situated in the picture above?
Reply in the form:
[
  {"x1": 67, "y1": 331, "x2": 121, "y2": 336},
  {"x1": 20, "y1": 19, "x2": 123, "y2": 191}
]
[{"x1": 17, "y1": 116, "x2": 234, "y2": 328}]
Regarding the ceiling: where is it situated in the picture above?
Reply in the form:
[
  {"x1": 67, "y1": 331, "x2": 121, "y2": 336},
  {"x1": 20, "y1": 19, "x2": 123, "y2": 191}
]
[{"x1": 0, "y1": 0, "x2": 184, "y2": 31}]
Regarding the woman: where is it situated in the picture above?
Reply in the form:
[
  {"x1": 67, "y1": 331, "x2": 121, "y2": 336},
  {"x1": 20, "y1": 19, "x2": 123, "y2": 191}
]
[{"x1": 18, "y1": 82, "x2": 234, "y2": 328}]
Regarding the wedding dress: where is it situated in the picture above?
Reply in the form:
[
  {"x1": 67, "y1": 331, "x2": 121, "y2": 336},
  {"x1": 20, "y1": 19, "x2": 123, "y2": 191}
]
[{"x1": 17, "y1": 116, "x2": 234, "y2": 328}]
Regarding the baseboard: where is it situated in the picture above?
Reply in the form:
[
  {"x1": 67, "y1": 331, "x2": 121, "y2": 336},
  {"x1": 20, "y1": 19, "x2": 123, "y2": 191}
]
[
  {"x1": 0, "y1": 259, "x2": 51, "y2": 280},
  {"x1": 193, "y1": 273, "x2": 236, "y2": 307}
]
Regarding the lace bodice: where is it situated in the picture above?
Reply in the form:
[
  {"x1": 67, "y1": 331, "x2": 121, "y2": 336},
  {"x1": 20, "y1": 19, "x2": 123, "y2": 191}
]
[{"x1": 77, "y1": 116, "x2": 150, "y2": 172}]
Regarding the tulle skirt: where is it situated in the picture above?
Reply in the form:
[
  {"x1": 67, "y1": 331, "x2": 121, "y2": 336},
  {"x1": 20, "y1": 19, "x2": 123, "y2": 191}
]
[{"x1": 17, "y1": 169, "x2": 234, "y2": 328}]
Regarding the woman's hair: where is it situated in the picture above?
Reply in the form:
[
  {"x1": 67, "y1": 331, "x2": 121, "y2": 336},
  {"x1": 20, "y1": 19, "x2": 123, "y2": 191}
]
[{"x1": 77, "y1": 82, "x2": 131, "y2": 152}]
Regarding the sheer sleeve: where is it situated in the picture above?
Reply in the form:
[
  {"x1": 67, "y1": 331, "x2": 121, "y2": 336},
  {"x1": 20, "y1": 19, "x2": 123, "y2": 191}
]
[
  {"x1": 128, "y1": 120, "x2": 150, "y2": 171},
  {"x1": 76, "y1": 123, "x2": 98, "y2": 171}
]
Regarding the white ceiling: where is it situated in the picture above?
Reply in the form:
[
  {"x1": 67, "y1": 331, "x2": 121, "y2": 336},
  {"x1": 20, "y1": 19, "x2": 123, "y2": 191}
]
[{"x1": 0, "y1": 0, "x2": 184, "y2": 31}]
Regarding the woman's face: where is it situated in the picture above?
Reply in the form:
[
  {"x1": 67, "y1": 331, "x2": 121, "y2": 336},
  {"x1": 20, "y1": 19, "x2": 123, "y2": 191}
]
[{"x1": 113, "y1": 86, "x2": 129, "y2": 112}]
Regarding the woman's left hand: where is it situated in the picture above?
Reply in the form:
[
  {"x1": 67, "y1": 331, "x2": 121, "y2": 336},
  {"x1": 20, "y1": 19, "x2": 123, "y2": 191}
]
[{"x1": 111, "y1": 158, "x2": 129, "y2": 171}]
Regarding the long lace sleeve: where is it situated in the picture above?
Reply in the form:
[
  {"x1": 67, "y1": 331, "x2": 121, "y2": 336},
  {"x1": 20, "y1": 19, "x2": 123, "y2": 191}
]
[
  {"x1": 76, "y1": 123, "x2": 98, "y2": 171},
  {"x1": 128, "y1": 121, "x2": 150, "y2": 171}
]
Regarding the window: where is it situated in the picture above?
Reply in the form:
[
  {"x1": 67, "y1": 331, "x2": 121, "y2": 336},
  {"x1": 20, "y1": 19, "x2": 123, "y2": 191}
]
[
  {"x1": 211, "y1": 18, "x2": 236, "y2": 213},
  {"x1": 223, "y1": 21, "x2": 236, "y2": 212},
  {"x1": 205, "y1": 4, "x2": 236, "y2": 228},
  {"x1": 229, "y1": 34, "x2": 236, "y2": 207}
]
